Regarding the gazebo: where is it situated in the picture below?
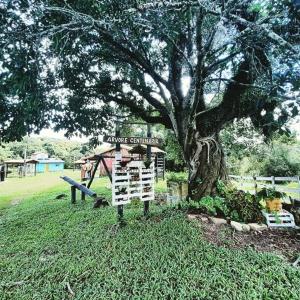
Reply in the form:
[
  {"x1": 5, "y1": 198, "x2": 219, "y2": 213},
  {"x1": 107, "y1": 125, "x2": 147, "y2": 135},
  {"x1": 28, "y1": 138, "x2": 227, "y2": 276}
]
[{"x1": 4, "y1": 159, "x2": 39, "y2": 177}]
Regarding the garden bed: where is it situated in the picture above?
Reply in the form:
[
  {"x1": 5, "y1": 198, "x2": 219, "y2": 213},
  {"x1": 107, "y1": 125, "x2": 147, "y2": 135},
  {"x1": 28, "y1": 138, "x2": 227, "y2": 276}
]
[{"x1": 190, "y1": 214, "x2": 300, "y2": 262}]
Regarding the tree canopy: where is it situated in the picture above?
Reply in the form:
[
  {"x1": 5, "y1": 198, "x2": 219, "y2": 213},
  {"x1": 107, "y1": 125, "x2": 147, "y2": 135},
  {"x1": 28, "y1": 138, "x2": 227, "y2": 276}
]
[{"x1": 1, "y1": 0, "x2": 299, "y2": 139}]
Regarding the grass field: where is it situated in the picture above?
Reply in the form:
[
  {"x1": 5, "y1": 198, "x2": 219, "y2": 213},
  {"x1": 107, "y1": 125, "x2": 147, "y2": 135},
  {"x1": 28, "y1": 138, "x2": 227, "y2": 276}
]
[
  {"x1": 1, "y1": 173, "x2": 300, "y2": 299},
  {"x1": 0, "y1": 170, "x2": 167, "y2": 209},
  {"x1": 0, "y1": 170, "x2": 82, "y2": 209}
]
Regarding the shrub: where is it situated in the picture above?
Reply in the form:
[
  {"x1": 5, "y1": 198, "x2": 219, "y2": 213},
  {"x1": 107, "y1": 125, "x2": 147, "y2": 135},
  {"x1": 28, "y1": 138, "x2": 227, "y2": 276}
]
[
  {"x1": 190, "y1": 196, "x2": 229, "y2": 217},
  {"x1": 256, "y1": 188, "x2": 285, "y2": 200},
  {"x1": 166, "y1": 172, "x2": 188, "y2": 184},
  {"x1": 225, "y1": 189, "x2": 263, "y2": 223},
  {"x1": 188, "y1": 182, "x2": 264, "y2": 223}
]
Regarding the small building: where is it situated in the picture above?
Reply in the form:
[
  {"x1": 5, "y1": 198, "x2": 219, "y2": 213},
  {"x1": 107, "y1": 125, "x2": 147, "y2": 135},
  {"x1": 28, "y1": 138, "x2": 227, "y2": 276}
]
[
  {"x1": 32, "y1": 152, "x2": 65, "y2": 173},
  {"x1": 4, "y1": 159, "x2": 39, "y2": 177},
  {"x1": 36, "y1": 158, "x2": 65, "y2": 173},
  {"x1": 4, "y1": 152, "x2": 65, "y2": 177}
]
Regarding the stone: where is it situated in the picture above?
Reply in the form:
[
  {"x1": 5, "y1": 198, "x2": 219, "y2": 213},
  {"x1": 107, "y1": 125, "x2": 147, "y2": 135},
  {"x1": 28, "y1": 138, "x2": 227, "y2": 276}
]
[
  {"x1": 11, "y1": 198, "x2": 22, "y2": 206},
  {"x1": 248, "y1": 223, "x2": 268, "y2": 231},
  {"x1": 242, "y1": 224, "x2": 251, "y2": 232},
  {"x1": 200, "y1": 216, "x2": 209, "y2": 222},
  {"x1": 231, "y1": 221, "x2": 243, "y2": 231},
  {"x1": 93, "y1": 197, "x2": 109, "y2": 208},
  {"x1": 210, "y1": 217, "x2": 227, "y2": 225},
  {"x1": 187, "y1": 214, "x2": 198, "y2": 220}
]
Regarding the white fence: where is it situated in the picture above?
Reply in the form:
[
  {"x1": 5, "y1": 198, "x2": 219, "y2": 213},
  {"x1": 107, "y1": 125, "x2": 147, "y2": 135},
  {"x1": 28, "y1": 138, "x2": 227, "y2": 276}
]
[{"x1": 229, "y1": 175, "x2": 300, "y2": 200}]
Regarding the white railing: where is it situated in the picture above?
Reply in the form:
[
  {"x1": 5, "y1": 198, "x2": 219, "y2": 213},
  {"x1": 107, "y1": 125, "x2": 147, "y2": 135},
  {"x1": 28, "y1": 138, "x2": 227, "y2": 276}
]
[{"x1": 229, "y1": 175, "x2": 300, "y2": 199}]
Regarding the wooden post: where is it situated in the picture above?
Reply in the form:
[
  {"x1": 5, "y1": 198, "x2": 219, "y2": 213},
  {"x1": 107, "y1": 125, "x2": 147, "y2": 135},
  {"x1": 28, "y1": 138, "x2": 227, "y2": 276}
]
[
  {"x1": 271, "y1": 176, "x2": 275, "y2": 189},
  {"x1": 87, "y1": 156, "x2": 101, "y2": 188},
  {"x1": 144, "y1": 123, "x2": 151, "y2": 217},
  {"x1": 162, "y1": 154, "x2": 165, "y2": 181},
  {"x1": 81, "y1": 183, "x2": 86, "y2": 201},
  {"x1": 115, "y1": 122, "x2": 124, "y2": 221},
  {"x1": 155, "y1": 155, "x2": 158, "y2": 183},
  {"x1": 253, "y1": 176, "x2": 257, "y2": 195},
  {"x1": 117, "y1": 204, "x2": 124, "y2": 221},
  {"x1": 71, "y1": 185, "x2": 76, "y2": 203},
  {"x1": 296, "y1": 176, "x2": 300, "y2": 200}
]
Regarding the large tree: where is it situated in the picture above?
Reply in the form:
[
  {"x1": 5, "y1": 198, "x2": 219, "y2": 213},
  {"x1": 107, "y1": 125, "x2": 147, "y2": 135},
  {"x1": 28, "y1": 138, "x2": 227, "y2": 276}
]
[{"x1": 1, "y1": 0, "x2": 299, "y2": 198}]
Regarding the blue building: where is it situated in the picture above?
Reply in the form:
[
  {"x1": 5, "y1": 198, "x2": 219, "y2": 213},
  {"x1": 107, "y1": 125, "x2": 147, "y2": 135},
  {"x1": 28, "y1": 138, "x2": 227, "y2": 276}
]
[
  {"x1": 32, "y1": 152, "x2": 65, "y2": 173},
  {"x1": 36, "y1": 159, "x2": 65, "y2": 173}
]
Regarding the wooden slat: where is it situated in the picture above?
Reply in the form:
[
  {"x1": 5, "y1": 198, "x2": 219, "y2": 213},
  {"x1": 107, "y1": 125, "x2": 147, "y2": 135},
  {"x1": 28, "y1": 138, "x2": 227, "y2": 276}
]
[
  {"x1": 129, "y1": 193, "x2": 142, "y2": 198},
  {"x1": 230, "y1": 175, "x2": 299, "y2": 182},
  {"x1": 141, "y1": 174, "x2": 154, "y2": 179},
  {"x1": 113, "y1": 181, "x2": 129, "y2": 187},
  {"x1": 114, "y1": 194, "x2": 129, "y2": 200},
  {"x1": 256, "y1": 176, "x2": 272, "y2": 181},
  {"x1": 275, "y1": 176, "x2": 299, "y2": 182},
  {"x1": 114, "y1": 175, "x2": 129, "y2": 180}
]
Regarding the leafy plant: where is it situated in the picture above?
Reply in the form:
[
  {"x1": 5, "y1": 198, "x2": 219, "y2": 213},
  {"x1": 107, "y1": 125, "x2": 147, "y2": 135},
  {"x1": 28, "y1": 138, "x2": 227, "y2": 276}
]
[
  {"x1": 194, "y1": 196, "x2": 229, "y2": 217},
  {"x1": 225, "y1": 189, "x2": 263, "y2": 223},
  {"x1": 256, "y1": 188, "x2": 285, "y2": 200},
  {"x1": 143, "y1": 158, "x2": 152, "y2": 169},
  {"x1": 166, "y1": 172, "x2": 188, "y2": 184},
  {"x1": 216, "y1": 180, "x2": 227, "y2": 195}
]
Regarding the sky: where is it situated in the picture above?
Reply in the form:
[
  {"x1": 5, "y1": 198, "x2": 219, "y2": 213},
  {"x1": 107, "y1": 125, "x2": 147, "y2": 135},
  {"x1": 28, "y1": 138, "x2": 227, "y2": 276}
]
[{"x1": 33, "y1": 129, "x2": 90, "y2": 142}]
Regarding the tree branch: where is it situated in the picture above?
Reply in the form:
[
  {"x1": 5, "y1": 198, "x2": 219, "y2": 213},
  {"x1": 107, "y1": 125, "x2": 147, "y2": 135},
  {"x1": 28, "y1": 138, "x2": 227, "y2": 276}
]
[
  {"x1": 106, "y1": 95, "x2": 172, "y2": 128},
  {"x1": 199, "y1": 49, "x2": 270, "y2": 133}
]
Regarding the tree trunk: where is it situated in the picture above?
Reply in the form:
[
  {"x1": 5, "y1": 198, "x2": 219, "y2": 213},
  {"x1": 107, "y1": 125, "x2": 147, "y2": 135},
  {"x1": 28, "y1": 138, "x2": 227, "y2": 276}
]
[{"x1": 184, "y1": 132, "x2": 227, "y2": 200}]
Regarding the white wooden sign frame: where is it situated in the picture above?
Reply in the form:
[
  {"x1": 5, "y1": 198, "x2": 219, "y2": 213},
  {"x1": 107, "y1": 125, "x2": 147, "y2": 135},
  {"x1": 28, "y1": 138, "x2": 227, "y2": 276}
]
[{"x1": 112, "y1": 160, "x2": 155, "y2": 206}]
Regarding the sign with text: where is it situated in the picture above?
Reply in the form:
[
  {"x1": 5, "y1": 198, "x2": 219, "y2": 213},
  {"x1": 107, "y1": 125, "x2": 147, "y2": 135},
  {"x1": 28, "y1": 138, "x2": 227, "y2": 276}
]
[{"x1": 103, "y1": 135, "x2": 163, "y2": 146}]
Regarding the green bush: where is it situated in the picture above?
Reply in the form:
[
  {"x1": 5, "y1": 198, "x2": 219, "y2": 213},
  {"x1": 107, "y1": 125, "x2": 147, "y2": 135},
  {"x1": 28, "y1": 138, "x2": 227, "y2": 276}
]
[
  {"x1": 260, "y1": 144, "x2": 300, "y2": 176},
  {"x1": 190, "y1": 196, "x2": 229, "y2": 217},
  {"x1": 256, "y1": 187, "x2": 285, "y2": 200},
  {"x1": 225, "y1": 189, "x2": 263, "y2": 223},
  {"x1": 188, "y1": 182, "x2": 264, "y2": 223},
  {"x1": 228, "y1": 140, "x2": 300, "y2": 177},
  {"x1": 166, "y1": 171, "x2": 188, "y2": 184}
]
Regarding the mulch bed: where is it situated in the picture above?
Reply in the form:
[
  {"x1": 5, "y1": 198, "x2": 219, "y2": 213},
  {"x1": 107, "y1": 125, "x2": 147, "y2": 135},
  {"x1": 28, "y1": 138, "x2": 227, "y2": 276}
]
[{"x1": 191, "y1": 214, "x2": 300, "y2": 262}]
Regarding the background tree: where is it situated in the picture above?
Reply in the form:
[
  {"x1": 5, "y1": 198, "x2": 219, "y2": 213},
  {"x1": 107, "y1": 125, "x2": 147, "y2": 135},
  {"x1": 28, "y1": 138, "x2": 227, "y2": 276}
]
[
  {"x1": 1, "y1": 1, "x2": 299, "y2": 198},
  {"x1": 0, "y1": 137, "x2": 93, "y2": 168},
  {"x1": 221, "y1": 119, "x2": 300, "y2": 176}
]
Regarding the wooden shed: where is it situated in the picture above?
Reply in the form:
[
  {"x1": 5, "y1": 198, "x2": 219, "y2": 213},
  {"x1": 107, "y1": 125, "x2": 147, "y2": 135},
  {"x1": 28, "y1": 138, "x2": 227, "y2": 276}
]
[
  {"x1": 4, "y1": 159, "x2": 39, "y2": 177},
  {"x1": 80, "y1": 145, "x2": 165, "y2": 177}
]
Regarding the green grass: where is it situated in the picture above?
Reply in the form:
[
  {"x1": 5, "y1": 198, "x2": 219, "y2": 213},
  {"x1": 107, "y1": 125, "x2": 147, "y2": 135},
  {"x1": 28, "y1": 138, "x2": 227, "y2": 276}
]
[
  {"x1": 231, "y1": 180, "x2": 300, "y2": 200},
  {"x1": 0, "y1": 170, "x2": 81, "y2": 209},
  {"x1": 0, "y1": 171, "x2": 167, "y2": 209},
  {"x1": 1, "y1": 175, "x2": 300, "y2": 299}
]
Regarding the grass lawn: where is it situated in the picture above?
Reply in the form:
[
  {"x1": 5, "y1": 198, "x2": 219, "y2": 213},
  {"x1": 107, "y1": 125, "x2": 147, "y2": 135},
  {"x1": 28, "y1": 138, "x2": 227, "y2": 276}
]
[
  {"x1": 0, "y1": 174, "x2": 300, "y2": 299},
  {"x1": 231, "y1": 180, "x2": 300, "y2": 200},
  {"x1": 0, "y1": 171, "x2": 167, "y2": 209},
  {"x1": 0, "y1": 170, "x2": 82, "y2": 209}
]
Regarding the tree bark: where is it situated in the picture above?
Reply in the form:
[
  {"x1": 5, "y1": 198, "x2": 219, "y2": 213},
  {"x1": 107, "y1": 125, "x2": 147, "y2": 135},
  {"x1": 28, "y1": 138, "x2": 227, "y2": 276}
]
[{"x1": 184, "y1": 132, "x2": 227, "y2": 200}]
